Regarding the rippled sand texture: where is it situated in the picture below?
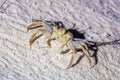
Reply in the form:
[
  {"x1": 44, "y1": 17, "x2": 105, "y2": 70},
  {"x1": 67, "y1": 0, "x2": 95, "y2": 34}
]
[{"x1": 0, "y1": 0, "x2": 120, "y2": 80}]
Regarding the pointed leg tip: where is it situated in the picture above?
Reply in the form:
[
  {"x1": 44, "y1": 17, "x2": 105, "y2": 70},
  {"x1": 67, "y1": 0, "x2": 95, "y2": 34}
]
[
  {"x1": 29, "y1": 45, "x2": 32, "y2": 49},
  {"x1": 26, "y1": 28, "x2": 29, "y2": 32},
  {"x1": 47, "y1": 43, "x2": 51, "y2": 48},
  {"x1": 90, "y1": 65, "x2": 93, "y2": 69},
  {"x1": 30, "y1": 45, "x2": 32, "y2": 49},
  {"x1": 48, "y1": 45, "x2": 51, "y2": 48},
  {"x1": 66, "y1": 66, "x2": 71, "y2": 70},
  {"x1": 66, "y1": 67, "x2": 69, "y2": 70},
  {"x1": 89, "y1": 63, "x2": 93, "y2": 69},
  {"x1": 29, "y1": 42, "x2": 32, "y2": 49}
]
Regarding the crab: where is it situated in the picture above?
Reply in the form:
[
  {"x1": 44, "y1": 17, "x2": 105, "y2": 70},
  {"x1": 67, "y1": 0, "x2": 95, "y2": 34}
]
[{"x1": 26, "y1": 19, "x2": 92, "y2": 69}]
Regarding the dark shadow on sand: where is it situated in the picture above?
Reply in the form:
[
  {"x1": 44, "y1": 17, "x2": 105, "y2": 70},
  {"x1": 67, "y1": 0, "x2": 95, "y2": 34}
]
[{"x1": 68, "y1": 28, "x2": 120, "y2": 68}]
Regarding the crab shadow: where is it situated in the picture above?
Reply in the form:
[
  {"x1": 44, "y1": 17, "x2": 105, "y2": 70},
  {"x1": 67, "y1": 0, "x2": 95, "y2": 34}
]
[{"x1": 68, "y1": 28, "x2": 120, "y2": 68}]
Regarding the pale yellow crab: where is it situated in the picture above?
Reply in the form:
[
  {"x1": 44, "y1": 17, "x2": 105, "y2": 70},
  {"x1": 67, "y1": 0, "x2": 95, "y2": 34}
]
[{"x1": 26, "y1": 19, "x2": 92, "y2": 69}]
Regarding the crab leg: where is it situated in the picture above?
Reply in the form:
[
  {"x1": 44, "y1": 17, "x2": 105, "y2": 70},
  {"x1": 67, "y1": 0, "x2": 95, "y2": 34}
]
[
  {"x1": 60, "y1": 43, "x2": 68, "y2": 49},
  {"x1": 82, "y1": 43, "x2": 89, "y2": 50},
  {"x1": 79, "y1": 45, "x2": 92, "y2": 68},
  {"x1": 26, "y1": 20, "x2": 44, "y2": 32},
  {"x1": 47, "y1": 38, "x2": 56, "y2": 47},
  {"x1": 66, "y1": 47, "x2": 75, "y2": 69},
  {"x1": 60, "y1": 49, "x2": 70, "y2": 54},
  {"x1": 29, "y1": 28, "x2": 43, "y2": 48}
]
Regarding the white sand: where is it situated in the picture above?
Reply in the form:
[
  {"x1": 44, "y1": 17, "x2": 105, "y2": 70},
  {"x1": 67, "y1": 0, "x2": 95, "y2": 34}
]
[{"x1": 0, "y1": 0, "x2": 120, "y2": 80}]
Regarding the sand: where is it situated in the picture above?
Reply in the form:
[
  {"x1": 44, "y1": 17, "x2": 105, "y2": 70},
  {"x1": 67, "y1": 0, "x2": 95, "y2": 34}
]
[{"x1": 0, "y1": 0, "x2": 120, "y2": 80}]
